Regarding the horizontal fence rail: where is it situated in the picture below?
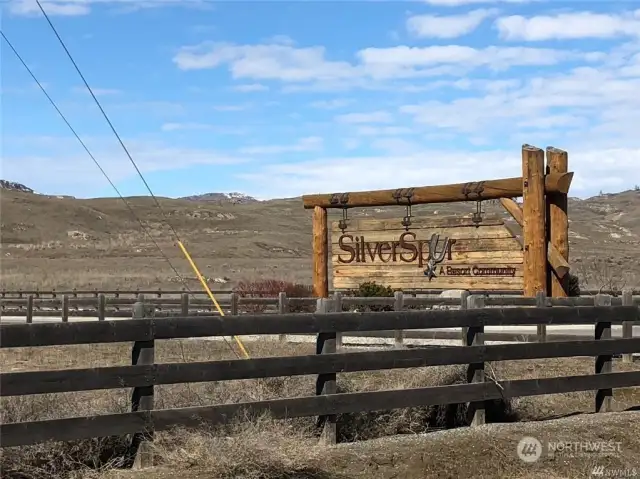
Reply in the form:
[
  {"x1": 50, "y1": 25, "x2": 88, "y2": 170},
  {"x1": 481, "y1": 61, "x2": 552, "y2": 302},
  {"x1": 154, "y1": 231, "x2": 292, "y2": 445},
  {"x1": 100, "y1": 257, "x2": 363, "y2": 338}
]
[{"x1": 0, "y1": 292, "x2": 639, "y2": 459}]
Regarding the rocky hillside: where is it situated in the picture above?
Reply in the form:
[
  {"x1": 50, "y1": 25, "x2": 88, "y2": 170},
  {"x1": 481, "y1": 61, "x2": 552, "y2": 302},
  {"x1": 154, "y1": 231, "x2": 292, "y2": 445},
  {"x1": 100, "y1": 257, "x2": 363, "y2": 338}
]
[{"x1": 0, "y1": 180, "x2": 34, "y2": 194}]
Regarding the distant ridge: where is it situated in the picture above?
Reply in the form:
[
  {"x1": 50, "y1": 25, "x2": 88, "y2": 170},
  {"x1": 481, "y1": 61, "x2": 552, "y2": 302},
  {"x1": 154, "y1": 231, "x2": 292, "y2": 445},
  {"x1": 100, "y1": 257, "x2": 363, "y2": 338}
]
[
  {"x1": 179, "y1": 192, "x2": 259, "y2": 204},
  {"x1": 0, "y1": 180, "x2": 34, "y2": 194}
]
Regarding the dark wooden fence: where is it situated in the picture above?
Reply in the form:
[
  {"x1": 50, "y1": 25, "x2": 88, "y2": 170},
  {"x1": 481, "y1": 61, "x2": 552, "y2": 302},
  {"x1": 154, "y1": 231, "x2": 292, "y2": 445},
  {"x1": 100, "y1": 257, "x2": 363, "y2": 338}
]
[{"x1": 1, "y1": 293, "x2": 639, "y2": 469}]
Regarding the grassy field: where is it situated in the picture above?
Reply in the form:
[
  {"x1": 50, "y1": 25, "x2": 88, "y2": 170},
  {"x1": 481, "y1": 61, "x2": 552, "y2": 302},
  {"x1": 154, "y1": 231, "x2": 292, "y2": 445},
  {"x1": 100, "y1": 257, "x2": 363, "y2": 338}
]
[{"x1": 1, "y1": 339, "x2": 639, "y2": 478}]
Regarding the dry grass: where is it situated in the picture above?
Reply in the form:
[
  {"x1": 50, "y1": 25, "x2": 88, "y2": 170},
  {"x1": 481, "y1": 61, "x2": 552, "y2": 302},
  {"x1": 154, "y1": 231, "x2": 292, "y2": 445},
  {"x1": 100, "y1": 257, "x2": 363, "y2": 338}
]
[
  {"x1": 2, "y1": 188, "x2": 640, "y2": 291},
  {"x1": 1, "y1": 339, "x2": 639, "y2": 478}
]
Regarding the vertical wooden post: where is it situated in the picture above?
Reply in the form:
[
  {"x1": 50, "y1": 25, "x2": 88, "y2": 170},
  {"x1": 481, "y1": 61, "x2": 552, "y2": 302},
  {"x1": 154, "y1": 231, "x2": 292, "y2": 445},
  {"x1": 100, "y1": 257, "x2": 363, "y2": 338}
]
[
  {"x1": 622, "y1": 290, "x2": 634, "y2": 363},
  {"x1": 230, "y1": 292, "x2": 239, "y2": 316},
  {"x1": 536, "y1": 291, "x2": 547, "y2": 342},
  {"x1": 278, "y1": 292, "x2": 288, "y2": 343},
  {"x1": 26, "y1": 294, "x2": 34, "y2": 324},
  {"x1": 459, "y1": 290, "x2": 470, "y2": 346},
  {"x1": 393, "y1": 291, "x2": 404, "y2": 348},
  {"x1": 97, "y1": 293, "x2": 106, "y2": 321},
  {"x1": 522, "y1": 145, "x2": 547, "y2": 297},
  {"x1": 130, "y1": 299, "x2": 155, "y2": 469},
  {"x1": 181, "y1": 293, "x2": 189, "y2": 317},
  {"x1": 333, "y1": 291, "x2": 343, "y2": 349},
  {"x1": 312, "y1": 206, "x2": 329, "y2": 298},
  {"x1": 595, "y1": 294, "x2": 613, "y2": 413},
  {"x1": 61, "y1": 294, "x2": 69, "y2": 323},
  {"x1": 546, "y1": 147, "x2": 569, "y2": 297},
  {"x1": 315, "y1": 298, "x2": 337, "y2": 444},
  {"x1": 466, "y1": 295, "x2": 485, "y2": 426}
]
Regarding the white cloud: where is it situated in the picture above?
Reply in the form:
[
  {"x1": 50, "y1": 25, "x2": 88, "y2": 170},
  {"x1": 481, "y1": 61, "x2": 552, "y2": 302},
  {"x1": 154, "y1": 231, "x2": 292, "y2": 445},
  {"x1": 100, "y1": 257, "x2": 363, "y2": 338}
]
[
  {"x1": 160, "y1": 123, "x2": 247, "y2": 135},
  {"x1": 357, "y1": 45, "x2": 597, "y2": 70},
  {"x1": 407, "y1": 9, "x2": 498, "y2": 38},
  {"x1": 238, "y1": 136, "x2": 323, "y2": 155},
  {"x1": 335, "y1": 111, "x2": 393, "y2": 124},
  {"x1": 232, "y1": 83, "x2": 268, "y2": 92},
  {"x1": 212, "y1": 104, "x2": 251, "y2": 111},
  {"x1": 237, "y1": 145, "x2": 640, "y2": 200},
  {"x1": 310, "y1": 99, "x2": 353, "y2": 109},
  {"x1": 173, "y1": 41, "x2": 592, "y2": 87},
  {"x1": 496, "y1": 11, "x2": 640, "y2": 41},
  {"x1": 424, "y1": 0, "x2": 533, "y2": 5},
  {"x1": 355, "y1": 126, "x2": 414, "y2": 136},
  {"x1": 2, "y1": 135, "x2": 251, "y2": 196},
  {"x1": 8, "y1": 0, "x2": 206, "y2": 16}
]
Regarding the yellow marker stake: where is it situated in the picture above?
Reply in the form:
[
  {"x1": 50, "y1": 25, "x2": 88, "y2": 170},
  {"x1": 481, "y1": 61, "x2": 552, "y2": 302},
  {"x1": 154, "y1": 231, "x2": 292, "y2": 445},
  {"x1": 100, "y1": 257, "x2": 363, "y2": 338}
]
[{"x1": 177, "y1": 240, "x2": 250, "y2": 359}]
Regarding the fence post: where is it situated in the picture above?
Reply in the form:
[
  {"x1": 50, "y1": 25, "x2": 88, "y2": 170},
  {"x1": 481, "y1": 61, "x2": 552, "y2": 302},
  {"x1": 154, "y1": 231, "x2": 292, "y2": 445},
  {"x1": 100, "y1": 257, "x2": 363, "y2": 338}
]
[
  {"x1": 459, "y1": 291, "x2": 470, "y2": 346},
  {"x1": 333, "y1": 292, "x2": 343, "y2": 349},
  {"x1": 181, "y1": 293, "x2": 189, "y2": 317},
  {"x1": 466, "y1": 294, "x2": 485, "y2": 427},
  {"x1": 230, "y1": 293, "x2": 238, "y2": 316},
  {"x1": 26, "y1": 294, "x2": 34, "y2": 324},
  {"x1": 315, "y1": 298, "x2": 337, "y2": 444},
  {"x1": 97, "y1": 293, "x2": 106, "y2": 321},
  {"x1": 536, "y1": 291, "x2": 547, "y2": 342},
  {"x1": 622, "y1": 290, "x2": 634, "y2": 364},
  {"x1": 595, "y1": 293, "x2": 612, "y2": 413},
  {"x1": 394, "y1": 291, "x2": 404, "y2": 348},
  {"x1": 61, "y1": 294, "x2": 69, "y2": 323},
  {"x1": 130, "y1": 298, "x2": 155, "y2": 469},
  {"x1": 278, "y1": 292, "x2": 289, "y2": 343}
]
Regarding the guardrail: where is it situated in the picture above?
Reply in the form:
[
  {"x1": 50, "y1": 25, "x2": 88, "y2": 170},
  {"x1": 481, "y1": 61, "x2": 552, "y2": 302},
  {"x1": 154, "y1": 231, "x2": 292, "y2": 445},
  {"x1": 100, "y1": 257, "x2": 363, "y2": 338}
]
[{"x1": 1, "y1": 292, "x2": 638, "y2": 469}]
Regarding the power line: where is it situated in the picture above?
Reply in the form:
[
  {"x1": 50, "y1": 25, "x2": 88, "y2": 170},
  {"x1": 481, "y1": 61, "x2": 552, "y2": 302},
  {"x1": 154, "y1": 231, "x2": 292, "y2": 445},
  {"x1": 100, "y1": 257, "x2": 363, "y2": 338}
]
[
  {"x1": 1, "y1": 30, "x2": 241, "y2": 359},
  {"x1": 34, "y1": 0, "x2": 250, "y2": 358},
  {"x1": 34, "y1": 0, "x2": 182, "y2": 242}
]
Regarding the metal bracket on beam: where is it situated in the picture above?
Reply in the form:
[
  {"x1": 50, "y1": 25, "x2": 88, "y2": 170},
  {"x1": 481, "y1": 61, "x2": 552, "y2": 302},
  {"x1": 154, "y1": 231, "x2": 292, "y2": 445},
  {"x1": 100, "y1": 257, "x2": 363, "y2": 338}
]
[
  {"x1": 392, "y1": 188, "x2": 415, "y2": 204},
  {"x1": 462, "y1": 181, "x2": 485, "y2": 201},
  {"x1": 329, "y1": 193, "x2": 349, "y2": 205}
]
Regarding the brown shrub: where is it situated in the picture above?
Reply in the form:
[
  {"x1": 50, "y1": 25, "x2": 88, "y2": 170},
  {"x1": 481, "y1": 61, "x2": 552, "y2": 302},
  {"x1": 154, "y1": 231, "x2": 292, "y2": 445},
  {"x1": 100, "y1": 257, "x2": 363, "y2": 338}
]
[{"x1": 234, "y1": 279, "x2": 314, "y2": 313}]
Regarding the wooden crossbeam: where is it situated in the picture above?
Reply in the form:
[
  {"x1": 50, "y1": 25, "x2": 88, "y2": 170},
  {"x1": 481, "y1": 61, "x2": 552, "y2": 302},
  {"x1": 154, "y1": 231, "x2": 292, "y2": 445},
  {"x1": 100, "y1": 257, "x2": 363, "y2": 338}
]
[{"x1": 302, "y1": 173, "x2": 573, "y2": 209}]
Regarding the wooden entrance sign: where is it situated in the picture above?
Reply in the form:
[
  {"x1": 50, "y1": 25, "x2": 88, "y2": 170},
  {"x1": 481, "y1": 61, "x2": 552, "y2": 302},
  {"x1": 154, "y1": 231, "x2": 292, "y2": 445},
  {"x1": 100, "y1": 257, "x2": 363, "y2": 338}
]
[
  {"x1": 302, "y1": 144, "x2": 573, "y2": 299},
  {"x1": 331, "y1": 216, "x2": 523, "y2": 291}
]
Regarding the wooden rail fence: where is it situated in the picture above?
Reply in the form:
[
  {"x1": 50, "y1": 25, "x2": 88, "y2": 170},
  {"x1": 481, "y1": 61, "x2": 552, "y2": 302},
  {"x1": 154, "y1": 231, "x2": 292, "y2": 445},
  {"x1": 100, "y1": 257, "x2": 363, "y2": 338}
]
[
  {"x1": 2, "y1": 290, "x2": 639, "y2": 321},
  {"x1": 1, "y1": 293, "x2": 639, "y2": 467},
  {"x1": 2, "y1": 291, "x2": 639, "y2": 358}
]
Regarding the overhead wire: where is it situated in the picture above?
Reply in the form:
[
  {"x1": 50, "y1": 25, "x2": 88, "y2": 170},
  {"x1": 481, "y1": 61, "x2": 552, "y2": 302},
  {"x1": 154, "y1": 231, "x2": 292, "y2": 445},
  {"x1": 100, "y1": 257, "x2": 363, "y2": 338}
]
[
  {"x1": 1, "y1": 29, "x2": 244, "y2": 359},
  {"x1": 30, "y1": 3, "x2": 250, "y2": 356}
]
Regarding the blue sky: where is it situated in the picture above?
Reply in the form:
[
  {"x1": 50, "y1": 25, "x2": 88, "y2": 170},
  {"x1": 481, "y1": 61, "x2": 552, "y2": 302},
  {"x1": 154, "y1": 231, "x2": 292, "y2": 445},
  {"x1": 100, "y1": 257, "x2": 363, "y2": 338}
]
[{"x1": 2, "y1": 0, "x2": 640, "y2": 200}]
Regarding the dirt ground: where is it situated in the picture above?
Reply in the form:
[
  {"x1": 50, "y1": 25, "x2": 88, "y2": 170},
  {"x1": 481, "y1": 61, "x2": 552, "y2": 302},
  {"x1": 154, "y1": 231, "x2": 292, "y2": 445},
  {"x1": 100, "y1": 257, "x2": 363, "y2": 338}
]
[{"x1": 1, "y1": 339, "x2": 639, "y2": 478}]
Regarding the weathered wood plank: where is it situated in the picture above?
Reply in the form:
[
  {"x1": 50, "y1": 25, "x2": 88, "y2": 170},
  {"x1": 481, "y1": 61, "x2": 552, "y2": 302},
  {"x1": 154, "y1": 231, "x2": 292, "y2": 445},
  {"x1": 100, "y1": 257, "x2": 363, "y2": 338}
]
[
  {"x1": 2, "y1": 370, "x2": 636, "y2": 448},
  {"x1": 330, "y1": 226, "x2": 517, "y2": 242},
  {"x1": 313, "y1": 206, "x2": 329, "y2": 298},
  {"x1": 331, "y1": 217, "x2": 506, "y2": 232},
  {"x1": 333, "y1": 276, "x2": 524, "y2": 291},
  {"x1": 547, "y1": 147, "x2": 570, "y2": 296},
  {"x1": 334, "y1": 263, "x2": 524, "y2": 277},
  {"x1": 2, "y1": 306, "x2": 637, "y2": 348},
  {"x1": 3, "y1": 338, "x2": 640, "y2": 397},
  {"x1": 522, "y1": 145, "x2": 547, "y2": 297}
]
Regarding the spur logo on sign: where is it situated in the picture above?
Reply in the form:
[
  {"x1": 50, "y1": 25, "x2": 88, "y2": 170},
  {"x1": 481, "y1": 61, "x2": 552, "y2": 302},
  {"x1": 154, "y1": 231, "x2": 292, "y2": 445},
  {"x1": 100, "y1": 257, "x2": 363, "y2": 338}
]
[{"x1": 336, "y1": 232, "x2": 453, "y2": 281}]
